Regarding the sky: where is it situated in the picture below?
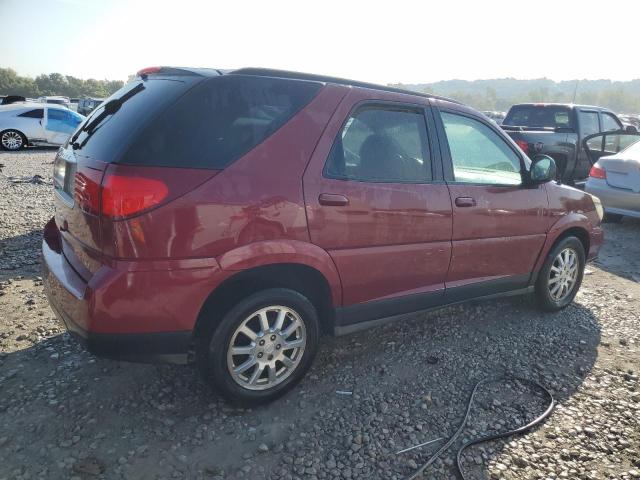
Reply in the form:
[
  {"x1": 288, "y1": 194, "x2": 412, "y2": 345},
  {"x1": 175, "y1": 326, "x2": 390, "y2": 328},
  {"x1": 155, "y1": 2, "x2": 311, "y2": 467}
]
[{"x1": 1, "y1": 0, "x2": 639, "y2": 85}]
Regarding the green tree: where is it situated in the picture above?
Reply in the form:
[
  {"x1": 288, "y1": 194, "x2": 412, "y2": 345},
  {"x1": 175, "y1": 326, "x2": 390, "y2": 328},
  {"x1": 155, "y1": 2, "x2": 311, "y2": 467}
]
[{"x1": 0, "y1": 68, "x2": 124, "y2": 98}]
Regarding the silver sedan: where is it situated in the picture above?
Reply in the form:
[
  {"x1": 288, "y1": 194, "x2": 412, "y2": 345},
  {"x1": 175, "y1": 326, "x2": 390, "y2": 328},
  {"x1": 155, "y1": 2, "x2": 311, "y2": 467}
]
[
  {"x1": 586, "y1": 139, "x2": 640, "y2": 221},
  {"x1": 0, "y1": 102, "x2": 85, "y2": 151}
]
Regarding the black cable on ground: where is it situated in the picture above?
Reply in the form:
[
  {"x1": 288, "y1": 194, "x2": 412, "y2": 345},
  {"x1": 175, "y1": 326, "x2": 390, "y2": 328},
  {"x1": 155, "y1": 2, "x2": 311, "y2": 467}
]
[{"x1": 404, "y1": 376, "x2": 556, "y2": 480}]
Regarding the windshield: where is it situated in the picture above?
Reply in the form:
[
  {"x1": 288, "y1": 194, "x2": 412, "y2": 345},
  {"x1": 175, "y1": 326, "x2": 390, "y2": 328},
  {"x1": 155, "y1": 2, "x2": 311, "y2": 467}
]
[{"x1": 504, "y1": 105, "x2": 574, "y2": 130}]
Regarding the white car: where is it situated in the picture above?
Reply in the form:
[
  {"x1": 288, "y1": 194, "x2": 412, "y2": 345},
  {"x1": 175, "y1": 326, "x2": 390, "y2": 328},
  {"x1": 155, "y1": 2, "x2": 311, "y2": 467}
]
[
  {"x1": 37, "y1": 96, "x2": 71, "y2": 109},
  {"x1": 0, "y1": 102, "x2": 85, "y2": 150}
]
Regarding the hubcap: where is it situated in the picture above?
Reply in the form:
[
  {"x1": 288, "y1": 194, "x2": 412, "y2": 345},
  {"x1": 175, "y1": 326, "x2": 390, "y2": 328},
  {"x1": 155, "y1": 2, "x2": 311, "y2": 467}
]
[
  {"x1": 548, "y1": 248, "x2": 579, "y2": 301},
  {"x1": 2, "y1": 131, "x2": 22, "y2": 150},
  {"x1": 227, "y1": 305, "x2": 306, "y2": 391}
]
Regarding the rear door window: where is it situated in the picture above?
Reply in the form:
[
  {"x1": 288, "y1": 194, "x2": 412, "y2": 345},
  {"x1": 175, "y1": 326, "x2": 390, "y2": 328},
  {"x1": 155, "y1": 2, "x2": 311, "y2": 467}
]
[
  {"x1": 122, "y1": 75, "x2": 322, "y2": 169},
  {"x1": 578, "y1": 111, "x2": 600, "y2": 136},
  {"x1": 324, "y1": 106, "x2": 431, "y2": 182},
  {"x1": 601, "y1": 112, "x2": 621, "y2": 132}
]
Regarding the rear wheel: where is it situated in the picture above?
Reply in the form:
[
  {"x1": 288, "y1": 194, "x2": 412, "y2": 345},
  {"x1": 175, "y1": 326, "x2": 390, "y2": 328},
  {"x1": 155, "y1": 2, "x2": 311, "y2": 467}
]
[
  {"x1": 1, "y1": 129, "x2": 26, "y2": 151},
  {"x1": 535, "y1": 236, "x2": 585, "y2": 311},
  {"x1": 197, "y1": 288, "x2": 319, "y2": 405}
]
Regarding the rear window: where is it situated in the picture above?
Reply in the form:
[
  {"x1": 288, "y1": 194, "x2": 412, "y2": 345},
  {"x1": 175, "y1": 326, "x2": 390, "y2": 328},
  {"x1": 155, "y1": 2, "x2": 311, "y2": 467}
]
[
  {"x1": 70, "y1": 78, "x2": 199, "y2": 161},
  {"x1": 504, "y1": 106, "x2": 574, "y2": 130},
  {"x1": 121, "y1": 75, "x2": 322, "y2": 169}
]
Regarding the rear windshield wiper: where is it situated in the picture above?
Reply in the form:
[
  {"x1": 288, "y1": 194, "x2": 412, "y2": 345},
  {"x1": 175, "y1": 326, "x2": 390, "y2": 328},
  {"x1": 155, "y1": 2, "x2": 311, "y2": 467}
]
[{"x1": 70, "y1": 82, "x2": 145, "y2": 149}]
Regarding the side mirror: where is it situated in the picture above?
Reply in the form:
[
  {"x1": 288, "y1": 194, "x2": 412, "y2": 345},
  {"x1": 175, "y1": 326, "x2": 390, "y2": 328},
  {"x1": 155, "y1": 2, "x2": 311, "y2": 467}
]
[
  {"x1": 529, "y1": 154, "x2": 557, "y2": 183},
  {"x1": 625, "y1": 125, "x2": 638, "y2": 133}
]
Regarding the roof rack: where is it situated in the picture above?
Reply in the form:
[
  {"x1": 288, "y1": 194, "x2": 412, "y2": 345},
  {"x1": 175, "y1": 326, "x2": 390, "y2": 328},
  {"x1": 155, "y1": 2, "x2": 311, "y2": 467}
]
[{"x1": 230, "y1": 68, "x2": 460, "y2": 104}]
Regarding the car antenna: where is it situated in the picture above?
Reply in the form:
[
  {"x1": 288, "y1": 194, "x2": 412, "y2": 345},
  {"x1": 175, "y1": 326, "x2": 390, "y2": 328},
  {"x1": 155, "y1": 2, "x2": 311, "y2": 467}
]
[{"x1": 572, "y1": 80, "x2": 579, "y2": 104}]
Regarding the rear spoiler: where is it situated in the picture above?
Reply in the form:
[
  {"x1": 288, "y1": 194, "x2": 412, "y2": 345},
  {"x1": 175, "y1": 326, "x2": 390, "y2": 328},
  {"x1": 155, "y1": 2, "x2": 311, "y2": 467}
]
[{"x1": 136, "y1": 66, "x2": 224, "y2": 79}]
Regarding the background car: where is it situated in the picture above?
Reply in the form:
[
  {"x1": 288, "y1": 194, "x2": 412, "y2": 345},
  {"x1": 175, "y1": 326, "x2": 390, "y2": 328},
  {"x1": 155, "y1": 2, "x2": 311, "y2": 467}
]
[
  {"x1": 618, "y1": 114, "x2": 640, "y2": 133},
  {"x1": 585, "y1": 132, "x2": 640, "y2": 221},
  {"x1": 77, "y1": 97, "x2": 104, "y2": 116},
  {"x1": 37, "y1": 96, "x2": 71, "y2": 109},
  {"x1": 482, "y1": 110, "x2": 506, "y2": 124},
  {"x1": 0, "y1": 102, "x2": 85, "y2": 150},
  {"x1": 1, "y1": 95, "x2": 27, "y2": 105}
]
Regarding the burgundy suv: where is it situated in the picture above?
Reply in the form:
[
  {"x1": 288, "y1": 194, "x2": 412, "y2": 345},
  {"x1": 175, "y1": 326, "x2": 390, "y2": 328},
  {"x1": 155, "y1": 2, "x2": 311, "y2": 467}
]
[{"x1": 43, "y1": 67, "x2": 604, "y2": 404}]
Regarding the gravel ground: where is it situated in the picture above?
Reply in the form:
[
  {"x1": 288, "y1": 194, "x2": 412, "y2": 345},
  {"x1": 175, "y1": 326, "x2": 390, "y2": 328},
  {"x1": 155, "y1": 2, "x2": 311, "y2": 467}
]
[{"x1": 1, "y1": 150, "x2": 639, "y2": 480}]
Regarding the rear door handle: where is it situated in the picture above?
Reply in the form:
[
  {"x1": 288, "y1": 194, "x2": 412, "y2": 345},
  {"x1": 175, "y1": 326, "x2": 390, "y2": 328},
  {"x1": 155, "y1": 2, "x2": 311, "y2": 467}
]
[
  {"x1": 455, "y1": 196, "x2": 476, "y2": 207},
  {"x1": 318, "y1": 193, "x2": 349, "y2": 206}
]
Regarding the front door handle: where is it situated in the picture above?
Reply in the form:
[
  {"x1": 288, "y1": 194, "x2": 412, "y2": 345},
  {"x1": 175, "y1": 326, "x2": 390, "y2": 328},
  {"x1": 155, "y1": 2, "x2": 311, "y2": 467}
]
[
  {"x1": 455, "y1": 196, "x2": 476, "y2": 207},
  {"x1": 318, "y1": 193, "x2": 349, "y2": 206}
]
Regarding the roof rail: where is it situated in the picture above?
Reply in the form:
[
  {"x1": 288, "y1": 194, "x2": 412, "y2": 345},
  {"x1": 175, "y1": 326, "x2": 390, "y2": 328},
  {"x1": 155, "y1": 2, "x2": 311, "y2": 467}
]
[{"x1": 230, "y1": 68, "x2": 460, "y2": 104}]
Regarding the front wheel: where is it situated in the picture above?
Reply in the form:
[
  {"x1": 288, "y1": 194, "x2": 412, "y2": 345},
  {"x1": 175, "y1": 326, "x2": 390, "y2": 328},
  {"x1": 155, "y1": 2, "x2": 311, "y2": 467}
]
[
  {"x1": 1, "y1": 129, "x2": 26, "y2": 151},
  {"x1": 535, "y1": 236, "x2": 585, "y2": 311},
  {"x1": 197, "y1": 288, "x2": 320, "y2": 405}
]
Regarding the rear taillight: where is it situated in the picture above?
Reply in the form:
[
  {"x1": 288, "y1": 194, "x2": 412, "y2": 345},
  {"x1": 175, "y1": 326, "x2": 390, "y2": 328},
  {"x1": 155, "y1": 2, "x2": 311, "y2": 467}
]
[
  {"x1": 102, "y1": 175, "x2": 168, "y2": 219},
  {"x1": 589, "y1": 164, "x2": 606, "y2": 179},
  {"x1": 515, "y1": 139, "x2": 529, "y2": 154},
  {"x1": 74, "y1": 171, "x2": 101, "y2": 214},
  {"x1": 74, "y1": 171, "x2": 168, "y2": 219}
]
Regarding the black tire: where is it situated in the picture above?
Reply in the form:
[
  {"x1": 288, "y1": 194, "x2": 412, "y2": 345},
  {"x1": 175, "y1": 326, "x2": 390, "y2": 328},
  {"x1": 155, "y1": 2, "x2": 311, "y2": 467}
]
[
  {"x1": 535, "y1": 236, "x2": 585, "y2": 312},
  {"x1": 603, "y1": 212, "x2": 623, "y2": 223},
  {"x1": 196, "y1": 288, "x2": 320, "y2": 405},
  {"x1": 0, "y1": 129, "x2": 27, "y2": 151}
]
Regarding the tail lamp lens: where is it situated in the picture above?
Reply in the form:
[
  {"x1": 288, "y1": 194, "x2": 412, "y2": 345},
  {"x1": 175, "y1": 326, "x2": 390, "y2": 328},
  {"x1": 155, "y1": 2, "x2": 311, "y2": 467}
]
[
  {"x1": 73, "y1": 172, "x2": 169, "y2": 219},
  {"x1": 589, "y1": 164, "x2": 606, "y2": 179},
  {"x1": 74, "y1": 171, "x2": 101, "y2": 214},
  {"x1": 515, "y1": 139, "x2": 529, "y2": 154},
  {"x1": 102, "y1": 175, "x2": 169, "y2": 219}
]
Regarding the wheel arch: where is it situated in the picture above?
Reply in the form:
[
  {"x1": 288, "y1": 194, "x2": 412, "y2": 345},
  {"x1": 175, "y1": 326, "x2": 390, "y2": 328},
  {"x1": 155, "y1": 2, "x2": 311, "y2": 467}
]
[
  {"x1": 193, "y1": 262, "x2": 337, "y2": 341},
  {"x1": 533, "y1": 214, "x2": 591, "y2": 275}
]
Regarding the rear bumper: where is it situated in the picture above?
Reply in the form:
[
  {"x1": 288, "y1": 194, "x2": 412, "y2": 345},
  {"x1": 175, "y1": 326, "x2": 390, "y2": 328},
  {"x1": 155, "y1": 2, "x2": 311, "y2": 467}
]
[
  {"x1": 42, "y1": 218, "x2": 225, "y2": 364},
  {"x1": 586, "y1": 179, "x2": 640, "y2": 218},
  {"x1": 48, "y1": 298, "x2": 192, "y2": 364}
]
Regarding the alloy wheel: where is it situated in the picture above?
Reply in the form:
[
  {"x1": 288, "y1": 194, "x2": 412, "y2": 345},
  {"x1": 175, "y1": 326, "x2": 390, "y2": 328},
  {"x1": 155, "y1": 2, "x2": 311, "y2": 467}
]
[
  {"x1": 226, "y1": 305, "x2": 306, "y2": 391},
  {"x1": 548, "y1": 247, "x2": 579, "y2": 302},
  {"x1": 1, "y1": 131, "x2": 23, "y2": 150}
]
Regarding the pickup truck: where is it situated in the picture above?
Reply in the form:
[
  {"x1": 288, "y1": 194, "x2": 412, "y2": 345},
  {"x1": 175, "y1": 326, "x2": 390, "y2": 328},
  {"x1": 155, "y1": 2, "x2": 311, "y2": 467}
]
[{"x1": 501, "y1": 103, "x2": 633, "y2": 185}]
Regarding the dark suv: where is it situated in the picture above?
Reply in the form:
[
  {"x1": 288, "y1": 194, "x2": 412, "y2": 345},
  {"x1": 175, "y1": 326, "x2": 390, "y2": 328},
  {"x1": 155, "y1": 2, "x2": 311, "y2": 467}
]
[{"x1": 43, "y1": 67, "x2": 604, "y2": 404}]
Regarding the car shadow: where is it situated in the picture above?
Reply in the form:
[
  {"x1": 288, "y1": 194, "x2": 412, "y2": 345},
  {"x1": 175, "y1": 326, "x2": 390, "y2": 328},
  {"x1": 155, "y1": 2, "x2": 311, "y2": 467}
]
[
  {"x1": 0, "y1": 294, "x2": 600, "y2": 479},
  {"x1": 0, "y1": 146, "x2": 59, "y2": 155},
  {"x1": 593, "y1": 218, "x2": 640, "y2": 281},
  {"x1": 0, "y1": 230, "x2": 46, "y2": 282}
]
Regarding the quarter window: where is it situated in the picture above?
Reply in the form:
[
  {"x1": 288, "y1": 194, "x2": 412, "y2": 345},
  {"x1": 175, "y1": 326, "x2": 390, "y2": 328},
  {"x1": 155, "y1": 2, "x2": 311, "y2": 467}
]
[
  {"x1": 324, "y1": 106, "x2": 431, "y2": 182},
  {"x1": 441, "y1": 112, "x2": 521, "y2": 185},
  {"x1": 18, "y1": 109, "x2": 44, "y2": 119}
]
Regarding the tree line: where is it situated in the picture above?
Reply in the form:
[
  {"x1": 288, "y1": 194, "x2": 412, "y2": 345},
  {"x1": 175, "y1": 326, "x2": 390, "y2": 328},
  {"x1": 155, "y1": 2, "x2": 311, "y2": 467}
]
[
  {"x1": 393, "y1": 78, "x2": 640, "y2": 114},
  {"x1": 0, "y1": 68, "x2": 124, "y2": 99}
]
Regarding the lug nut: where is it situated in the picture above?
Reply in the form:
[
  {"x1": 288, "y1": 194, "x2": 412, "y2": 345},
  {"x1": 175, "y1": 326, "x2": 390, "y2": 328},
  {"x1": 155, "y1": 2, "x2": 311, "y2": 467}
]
[
  {"x1": 257, "y1": 352, "x2": 263, "y2": 358},
  {"x1": 270, "y1": 335, "x2": 276, "y2": 341},
  {"x1": 268, "y1": 354, "x2": 273, "y2": 360},
  {"x1": 276, "y1": 344, "x2": 281, "y2": 350},
  {"x1": 259, "y1": 340, "x2": 265, "y2": 346}
]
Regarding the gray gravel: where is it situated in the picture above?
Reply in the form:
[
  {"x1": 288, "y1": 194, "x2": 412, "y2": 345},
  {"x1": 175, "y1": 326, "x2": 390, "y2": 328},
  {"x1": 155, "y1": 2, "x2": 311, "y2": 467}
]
[{"x1": 1, "y1": 150, "x2": 639, "y2": 480}]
